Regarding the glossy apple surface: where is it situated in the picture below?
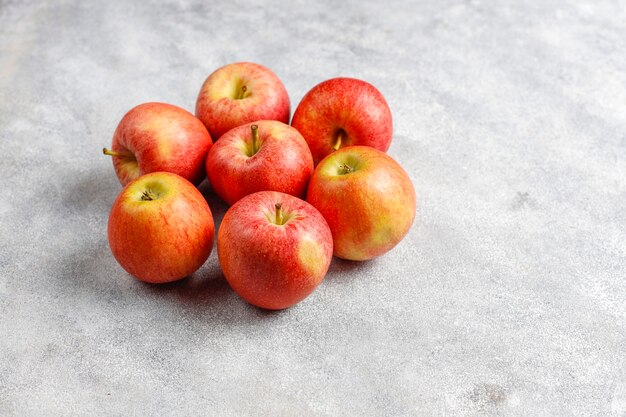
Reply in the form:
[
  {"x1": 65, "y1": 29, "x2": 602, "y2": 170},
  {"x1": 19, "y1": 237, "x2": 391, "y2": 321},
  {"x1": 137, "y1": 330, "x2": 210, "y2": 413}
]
[
  {"x1": 218, "y1": 191, "x2": 333, "y2": 310},
  {"x1": 306, "y1": 146, "x2": 415, "y2": 261},
  {"x1": 291, "y1": 77, "x2": 393, "y2": 164},
  {"x1": 108, "y1": 172, "x2": 214, "y2": 283},
  {"x1": 195, "y1": 62, "x2": 290, "y2": 140},
  {"x1": 104, "y1": 102, "x2": 212, "y2": 186},
  {"x1": 206, "y1": 120, "x2": 314, "y2": 206}
]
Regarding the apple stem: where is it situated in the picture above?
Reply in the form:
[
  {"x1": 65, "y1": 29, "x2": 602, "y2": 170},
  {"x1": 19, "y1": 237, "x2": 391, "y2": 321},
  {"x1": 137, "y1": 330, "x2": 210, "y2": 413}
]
[
  {"x1": 103, "y1": 148, "x2": 134, "y2": 159},
  {"x1": 275, "y1": 203, "x2": 283, "y2": 225},
  {"x1": 236, "y1": 85, "x2": 247, "y2": 100},
  {"x1": 333, "y1": 131, "x2": 343, "y2": 151},
  {"x1": 251, "y1": 124, "x2": 260, "y2": 154}
]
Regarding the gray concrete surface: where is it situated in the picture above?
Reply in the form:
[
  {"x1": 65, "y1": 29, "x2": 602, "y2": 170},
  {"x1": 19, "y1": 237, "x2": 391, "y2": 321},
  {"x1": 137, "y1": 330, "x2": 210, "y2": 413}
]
[{"x1": 1, "y1": 0, "x2": 625, "y2": 415}]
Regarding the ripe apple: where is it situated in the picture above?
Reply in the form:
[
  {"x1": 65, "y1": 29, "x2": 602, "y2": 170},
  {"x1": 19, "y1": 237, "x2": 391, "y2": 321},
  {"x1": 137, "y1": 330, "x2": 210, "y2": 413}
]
[
  {"x1": 103, "y1": 102, "x2": 213, "y2": 186},
  {"x1": 291, "y1": 77, "x2": 393, "y2": 164},
  {"x1": 218, "y1": 191, "x2": 333, "y2": 310},
  {"x1": 108, "y1": 172, "x2": 215, "y2": 284},
  {"x1": 195, "y1": 62, "x2": 290, "y2": 140},
  {"x1": 206, "y1": 120, "x2": 314, "y2": 206},
  {"x1": 306, "y1": 146, "x2": 415, "y2": 261}
]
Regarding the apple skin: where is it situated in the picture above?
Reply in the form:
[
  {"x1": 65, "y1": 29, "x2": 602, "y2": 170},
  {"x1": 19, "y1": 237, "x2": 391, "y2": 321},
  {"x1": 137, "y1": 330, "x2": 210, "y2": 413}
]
[
  {"x1": 206, "y1": 120, "x2": 314, "y2": 206},
  {"x1": 217, "y1": 191, "x2": 333, "y2": 310},
  {"x1": 108, "y1": 172, "x2": 215, "y2": 284},
  {"x1": 195, "y1": 62, "x2": 290, "y2": 140},
  {"x1": 107, "y1": 102, "x2": 213, "y2": 186},
  {"x1": 306, "y1": 146, "x2": 415, "y2": 261},
  {"x1": 291, "y1": 77, "x2": 393, "y2": 164}
]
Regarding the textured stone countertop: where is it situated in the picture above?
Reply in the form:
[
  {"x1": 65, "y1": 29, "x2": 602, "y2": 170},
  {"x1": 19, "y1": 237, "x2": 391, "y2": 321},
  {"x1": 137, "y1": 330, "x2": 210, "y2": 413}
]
[{"x1": 1, "y1": 0, "x2": 625, "y2": 415}]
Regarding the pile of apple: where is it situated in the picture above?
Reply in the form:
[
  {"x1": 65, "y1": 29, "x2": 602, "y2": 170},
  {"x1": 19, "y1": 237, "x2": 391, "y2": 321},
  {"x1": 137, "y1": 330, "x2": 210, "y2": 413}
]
[{"x1": 104, "y1": 62, "x2": 416, "y2": 310}]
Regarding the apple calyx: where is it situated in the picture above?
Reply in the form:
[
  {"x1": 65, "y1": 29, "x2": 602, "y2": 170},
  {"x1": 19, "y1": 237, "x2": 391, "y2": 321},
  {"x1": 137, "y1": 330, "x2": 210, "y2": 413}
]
[
  {"x1": 275, "y1": 203, "x2": 284, "y2": 225},
  {"x1": 245, "y1": 124, "x2": 261, "y2": 157},
  {"x1": 103, "y1": 147, "x2": 135, "y2": 160},
  {"x1": 140, "y1": 188, "x2": 159, "y2": 201},
  {"x1": 338, "y1": 163, "x2": 354, "y2": 175}
]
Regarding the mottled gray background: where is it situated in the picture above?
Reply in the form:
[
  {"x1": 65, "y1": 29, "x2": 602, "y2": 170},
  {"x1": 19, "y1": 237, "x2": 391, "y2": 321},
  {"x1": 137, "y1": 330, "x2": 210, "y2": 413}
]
[{"x1": 1, "y1": 0, "x2": 625, "y2": 415}]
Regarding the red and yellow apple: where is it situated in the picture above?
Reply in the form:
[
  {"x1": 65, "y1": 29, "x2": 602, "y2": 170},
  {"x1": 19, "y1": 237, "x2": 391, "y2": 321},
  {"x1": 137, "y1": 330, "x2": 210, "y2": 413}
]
[
  {"x1": 195, "y1": 62, "x2": 290, "y2": 140},
  {"x1": 217, "y1": 191, "x2": 333, "y2": 310},
  {"x1": 205, "y1": 120, "x2": 314, "y2": 206},
  {"x1": 104, "y1": 102, "x2": 212, "y2": 186},
  {"x1": 291, "y1": 77, "x2": 393, "y2": 164},
  {"x1": 306, "y1": 146, "x2": 415, "y2": 261},
  {"x1": 108, "y1": 172, "x2": 215, "y2": 283}
]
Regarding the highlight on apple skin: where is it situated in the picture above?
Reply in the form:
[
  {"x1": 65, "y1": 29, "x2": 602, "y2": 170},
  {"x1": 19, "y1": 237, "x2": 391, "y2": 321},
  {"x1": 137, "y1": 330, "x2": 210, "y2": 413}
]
[
  {"x1": 217, "y1": 191, "x2": 333, "y2": 310},
  {"x1": 103, "y1": 102, "x2": 213, "y2": 186},
  {"x1": 107, "y1": 172, "x2": 215, "y2": 284},
  {"x1": 205, "y1": 120, "x2": 314, "y2": 206},
  {"x1": 195, "y1": 62, "x2": 290, "y2": 140},
  {"x1": 306, "y1": 146, "x2": 415, "y2": 261},
  {"x1": 291, "y1": 77, "x2": 393, "y2": 164}
]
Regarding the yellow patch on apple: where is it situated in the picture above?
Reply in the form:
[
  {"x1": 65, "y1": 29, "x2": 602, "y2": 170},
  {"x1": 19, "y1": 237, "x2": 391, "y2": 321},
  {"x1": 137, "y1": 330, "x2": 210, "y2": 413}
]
[{"x1": 297, "y1": 236, "x2": 326, "y2": 278}]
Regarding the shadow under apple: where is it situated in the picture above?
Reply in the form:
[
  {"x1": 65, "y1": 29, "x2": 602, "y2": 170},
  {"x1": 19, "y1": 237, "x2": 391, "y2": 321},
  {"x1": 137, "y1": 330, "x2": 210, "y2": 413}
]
[
  {"x1": 59, "y1": 169, "x2": 326, "y2": 323},
  {"x1": 60, "y1": 164, "x2": 120, "y2": 216},
  {"x1": 197, "y1": 178, "x2": 229, "y2": 231},
  {"x1": 324, "y1": 256, "x2": 377, "y2": 283}
]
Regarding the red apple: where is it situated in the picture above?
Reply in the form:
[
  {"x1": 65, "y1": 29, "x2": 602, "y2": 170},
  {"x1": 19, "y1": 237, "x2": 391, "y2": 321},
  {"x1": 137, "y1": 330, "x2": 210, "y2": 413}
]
[
  {"x1": 218, "y1": 191, "x2": 333, "y2": 310},
  {"x1": 108, "y1": 172, "x2": 215, "y2": 283},
  {"x1": 291, "y1": 77, "x2": 393, "y2": 164},
  {"x1": 306, "y1": 146, "x2": 415, "y2": 261},
  {"x1": 103, "y1": 102, "x2": 212, "y2": 186},
  {"x1": 206, "y1": 120, "x2": 314, "y2": 206},
  {"x1": 195, "y1": 62, "x2": 290, "y2": 140}
]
